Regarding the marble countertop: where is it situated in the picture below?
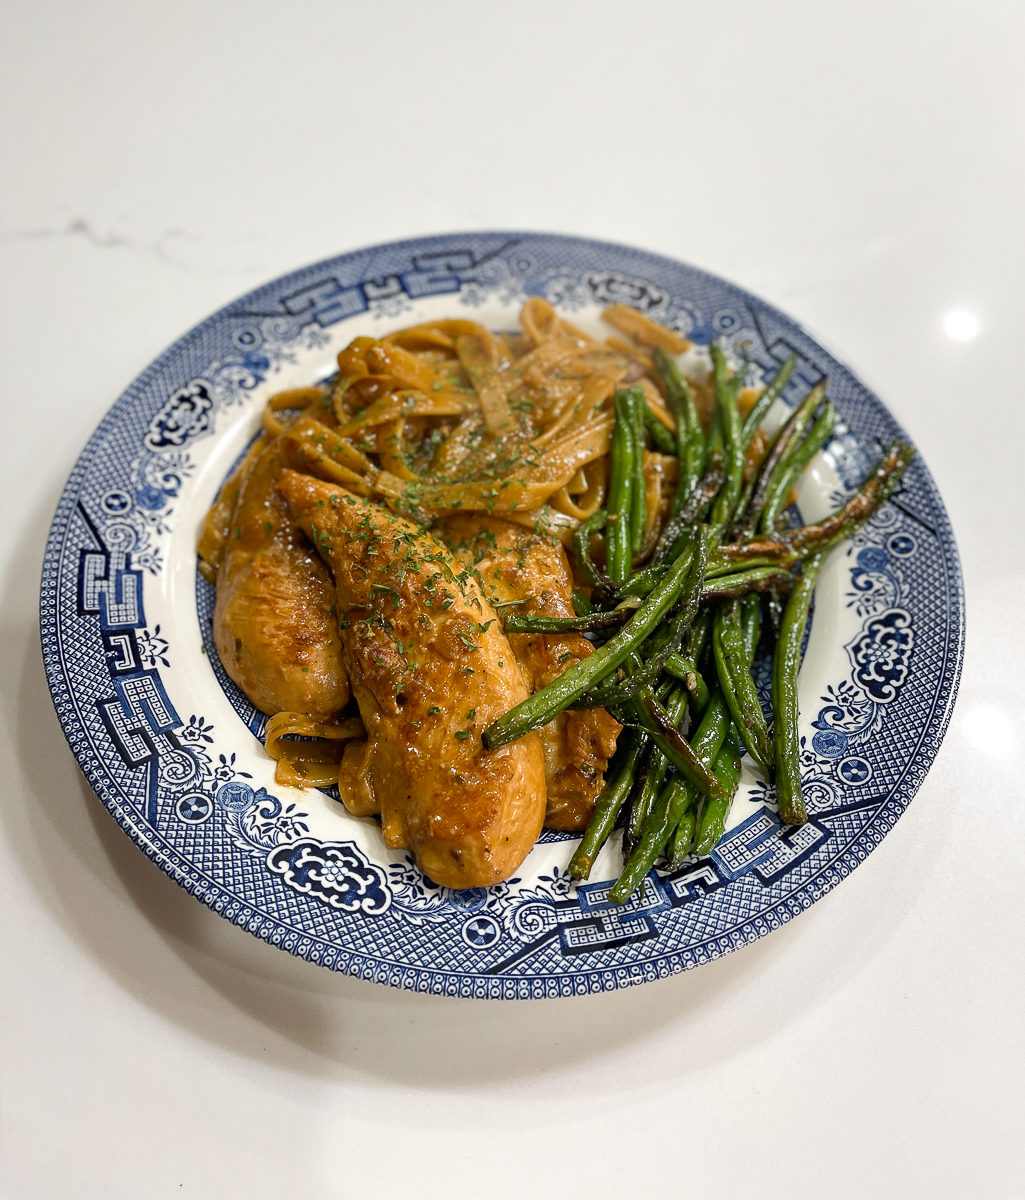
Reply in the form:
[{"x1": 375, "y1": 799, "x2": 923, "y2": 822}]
[{"x1": 2, "y1": 2, "x2": 1022, "y2": 1196}]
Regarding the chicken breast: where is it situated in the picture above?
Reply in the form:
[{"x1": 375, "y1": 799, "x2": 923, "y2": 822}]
[
  {"x1": 210, "y1": 438, "x2": 350, "y2": 721},
  {"x1": 436, "y1": 514, "x2": 621, "y2": 832},
  {"x1": 278, "y1": 469, "x2": 546, "y2": 889}
]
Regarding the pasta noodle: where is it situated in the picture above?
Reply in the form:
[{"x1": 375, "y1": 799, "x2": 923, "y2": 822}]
[
  {"x1": 264, "y1": 711, "x2": 366, "y2": 788},
  {"x1": 220, "y1": 299, "x2": 720, "y2": 793},
  {"x1": 250, "y1": 299, "x2": 702, "y2": 530}
]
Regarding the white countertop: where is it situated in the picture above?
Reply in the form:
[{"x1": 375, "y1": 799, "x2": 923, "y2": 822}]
[{"x1": 2, "y1": 2, "x2": 1023, "y2": 1196}]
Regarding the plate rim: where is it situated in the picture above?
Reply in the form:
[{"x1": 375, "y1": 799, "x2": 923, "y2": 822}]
[{"x1": 39, "y1": 230, "x2": 966, "y2": 998}]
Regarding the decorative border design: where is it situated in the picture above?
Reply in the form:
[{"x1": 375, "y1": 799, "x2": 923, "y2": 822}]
[{"x1": 39, "y1": 233, "x2": 965, "y2": 998}]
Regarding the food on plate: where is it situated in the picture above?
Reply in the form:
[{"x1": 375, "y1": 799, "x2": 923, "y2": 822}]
[
  {"x1": 198, "y1": 433, "x2": 350, "y2": 721},
  {"x1": 436, "y1": 513, "x2": 622, "y2": 831},
  {"x1": 278, "y1": 468, "x2": 545, "y2": 889},
  {"x1": 199, "y1": 298, "x2": 913, "y2": 896}
]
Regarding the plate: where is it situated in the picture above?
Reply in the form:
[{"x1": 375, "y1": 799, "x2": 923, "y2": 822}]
[{"x1": 40, "y1": 233, "x2": 964, "y2": 999}]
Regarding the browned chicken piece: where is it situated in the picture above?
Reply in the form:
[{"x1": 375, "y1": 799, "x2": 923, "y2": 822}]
[
  {"x1": 278, "y1": 470, "x2": 546, "y2": 889},
  {"x1": 209, "y1": 438, "x2": 350, "y2": 721},
  {"x1": 436, "y1": 514, "x2": 622, "y2": 832}
]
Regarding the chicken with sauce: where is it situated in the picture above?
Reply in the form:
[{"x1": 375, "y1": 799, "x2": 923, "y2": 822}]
[
  {"x1": 279, "y1": 469, "x2": 546, "y2": 889},
  {"x1": 436, "y1": 514, "x2": 621, "y2": 832},
  {"x1": 196, "y1": 300, "x2": 712, "y2": 889},
  {"x1": 198, "y1": 434, "x2": 350, "y2": 721}
]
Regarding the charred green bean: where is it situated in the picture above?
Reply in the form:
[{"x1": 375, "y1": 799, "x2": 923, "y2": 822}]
[{"x1": 772, "y1": 549, "x2": 826, "y2": 825}]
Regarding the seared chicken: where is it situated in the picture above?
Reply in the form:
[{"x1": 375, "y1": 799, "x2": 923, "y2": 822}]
[
  {"x1": 278, "y1": 469, "x2": 546, "y2": 889},
  {"x1": 209, "y1": 437, "x2": 350, "y2": 721},
  {"x1": 437, "y1": 515, "x2": 621, "y2": 831}
]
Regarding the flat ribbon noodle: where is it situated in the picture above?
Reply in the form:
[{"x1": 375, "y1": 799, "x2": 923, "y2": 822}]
[
  {"x1": 197, "y1": 433, "x2": 268, "y2": 581},
  {"x1": 265, "y1": 711, "x2": 366, "y2": 788},
  {"x1": 338, "y1": 389, "x2": 479, "y2": 436},
  {"x1": 602, "y1": 304, "x2": 692, "y2": 354},
  {"x1": 377, "y1": 417, "x2": 418, "y2": 481},
  {"x1": 280, "y1": 417, "x2": 380, "y2": 496},
  {"x1": 549, "y1": 461, "x2": 606, "y2": 521},
  {"x1": 376, "y1": 414, "x2": 614, "y2": 518},
  {"x1": 456, "y1": 330, "x2": 516, "y2": 436}
]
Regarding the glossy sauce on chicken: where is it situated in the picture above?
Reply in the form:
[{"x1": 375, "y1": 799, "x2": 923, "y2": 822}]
[
  {"x1": 279, "y1": 469, "x2": 546, "y2": 889},
  {"x1": 436, "y1": 514, "x2": 621, "y2": 831},
  {"x1": 201, "y1": 435, "x2": 350, "y2": 721}
]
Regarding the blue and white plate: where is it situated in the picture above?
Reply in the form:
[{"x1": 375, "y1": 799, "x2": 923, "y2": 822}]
[{"x1": 41, "y1": 233, "x2": 964, "y2": 999}]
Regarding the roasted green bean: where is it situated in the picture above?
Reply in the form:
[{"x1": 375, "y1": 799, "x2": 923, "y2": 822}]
[
  {"x1": 772, "y1": 549, "x2": 826, "y2": 825},
  {"x1": 624, "y1": 388, "x2": 648, "y2": 556},
  {"x1": 644, "y1": 404, "x2": 677, "y2": 454},
  {"x1": 664, "y1": 653, "x2": 710, "y2": 713},
  {"x1": 624, "y1": 688, "x2": 687, "y2": 854},
  {"x1": 568, "y1": 727, "x2": 648, "y2": 881},
  {"x1": 691, "y1": 728, "x2": 743, "y2": 855},
  {"x1": 503, "y1": 610, "x2": 632, "y2": 635},
  {"x1": 759, "y1": 396, "x2": 836, "y2": 534},
  {"x1": 713, "y1": 599, "x2": 774, "y2": 774},
  {"x1": 740, "y1": 355, "x2": 798, "y2": 447},
  {"x1": 654, "y1": 347, "x2": 705, "y2": 513},
  {"x1": 709, "y1": 344, "x2": 745, "y2": 535},
  {"x1": 573, "y1": 507, "x2": 610, "y2": 595},
  {"x1": 604, "y1": 391, "x2": 635, "y2": 586},
  {"x1": 612, "y1": 777, "x2": 695, "y2": 902},
  {"x1": 635, "y1": 693, "x2": 730, "y2": 800},
  {"x1": 483, "y1": 534, "x2": 700, "y2": 748},
  {"x1": 667, "y1": 804, "x2": 698, "y2": 868}
]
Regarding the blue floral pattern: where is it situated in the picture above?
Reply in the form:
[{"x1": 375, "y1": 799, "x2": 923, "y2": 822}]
[{"x1": 809, "y1": 535, "x2": 917, "y2": 784}]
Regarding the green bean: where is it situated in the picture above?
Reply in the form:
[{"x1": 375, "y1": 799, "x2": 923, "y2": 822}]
[
  {"x1": 624, "y1": 688, "x2": 686, "y2": 854},
  {"x1": 571, "y1": 645, "x2": 655, "y2": 712},
  {"x1": 644, "y1": 404, "x2": 677, "y2": 454},
  {"x1": 572, "y1": 507, "x2": 610, "y2": 595},
  {"x1": 618, "y1": 562, "x2": 666, "y2": 598},
  {"x1": 568, "y1": 727, "x2": 648, "y2": 880},
  {"x1": 624, "y1": 389, "x2": 648, "y2": 557},
  {"x1": 611, "y1": 777, "x2": 695, "y2": 902},
  {"x1": 575, "y1": 531, "x2": 706, "y2": 708},
  {"x1": 482, "y1": 533, "x2": 700, "y2": 748},
  {"x1": 755, "y1": 384, "x2": 826, "y2": 535},
  {"x1": 572, "y1": 588, "x2": 596, "y2": 616},
  {"x1": 700, "y1": 567, "x2": 794, "y2": 603},
  {"x1": 709, "y1": 344, "x2": 745, "y2": 535},
  {"x1": 604, "y1": 392, "x2": 634, "y2": 586},
  {"x1": 740, "y1": 593, "x2": 761, "y2": 660},
  {"x1": 664, "y1": 654, "x2": 710, "y2": 713},
  {"x1": 731, "y1": 385, "x2": 821, "y2": 541},
  {"x1": 740, "y1": 355, "x2": 798, "y2": 447},
  {"x1": 635, "y1": 693, "x2": 730, "y2": 800},
  {"x1": 631, "y1": 550, "x2": 738, "y2": 604},
  {"x1": 760, "y1": 396, "x2": 836, "y2": 534},
  {"x1": 717, "y1": 439, "x2": 915, "y2": 568},
  {"x1": 649, "y1": 454, "x2": 725, "y2": 572},
  {"x1": 621, "y1": 749, "x2": 655, "y2": 859},
  {"x1": 772, "y1": 549, "x2": 826, "y2": 825},
  {"x1": 731, "y1": 472, "x2": 760, "y2": 542},
  {"x1": 504, "y1": 610, "x2": 632, "y2": 635},
  {"x1": 706, "y1": 551, "x2": 789, "y2": 577},
  {"x1": 765, "y1": 588, "x2": 785, "y2": 645},
  {"x1": 653, "y1": 348, "x2": 705, "y2": 513},
  {"x1": 685, "y1": 609, "x2": 711, "y2": 664},
  {"x1": 692, "y1": 728, "x2": 743, "y2": 854},
  {"x1": 690, "y1": 688, "x2": 731, "y2": 770},
  {"x1": 667, "y1": 804, "x2": 698, "y2": 868},
  {"x1": 713, "y1": 600, "x2": 774, "y2": 774}
]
